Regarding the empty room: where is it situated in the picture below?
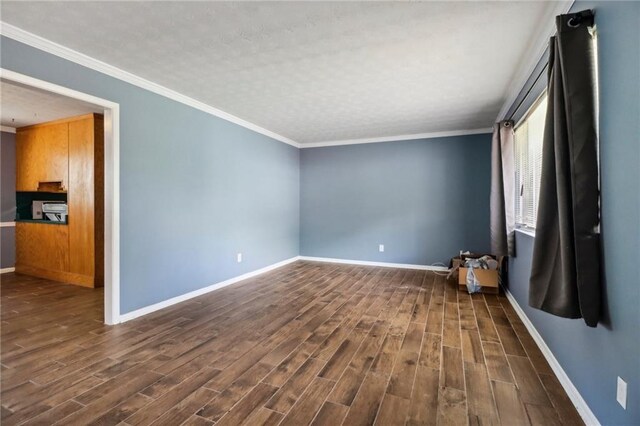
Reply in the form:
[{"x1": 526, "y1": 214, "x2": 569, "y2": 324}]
[{"x1": 0, "y1": 1, "x2": 638, "y2": 425}]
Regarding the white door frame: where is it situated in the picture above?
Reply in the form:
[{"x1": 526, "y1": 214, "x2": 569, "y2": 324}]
[{"x1": 1, "y1": 68, "x2": 121, "y2": 325}]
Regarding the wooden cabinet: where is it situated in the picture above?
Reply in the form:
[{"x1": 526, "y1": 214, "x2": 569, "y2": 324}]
[
  {"x1": 16, "y1": 122, "x2": 69, "y2": 192},
  {"x1": 68, "y1": 115, "x2": 104, "y2": 286},
  {"x1": 15, "y1": 114, "x2": 104, "y2": 288},
  {"x1": 15, "y1": 222, "x2": 69, "y2": 276}
]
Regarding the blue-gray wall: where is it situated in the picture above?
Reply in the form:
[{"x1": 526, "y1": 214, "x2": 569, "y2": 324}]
[
  {"x1": 0, "y1": 37, "x2": 300, "y2": 314},
  {"x1": 300, "y1": 134, "x2": 492, "y2": 265},
  {"x1": 1, "y1": 131, "x2": 16, "y2": 269},
  {"x1": 507, "y1": 2, "x2": 640, "y2": 425}
]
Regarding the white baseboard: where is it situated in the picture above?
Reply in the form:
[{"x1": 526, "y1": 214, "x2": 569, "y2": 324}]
[
  {"x1": 118, "y1": 256, "x2": 300, "y2": 323},
  {"x1": 298, "y1": 256, "x2": 449, "y2": 272},
  {"x1": 1, "y1": 267, "x2": 16, "y2": 274},
  {"x1": 502, "y1": 287, "x2": 600, "y2": 426}
]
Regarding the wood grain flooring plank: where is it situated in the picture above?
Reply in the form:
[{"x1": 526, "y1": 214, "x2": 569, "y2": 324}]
[
  {"x1": 441, "y1": 346, "x2": 464, "y2": 390},
  {"x1": 341, "y1": 372, "x2": 388, "y2": 426},
  {"x1": 461, "y1": 329, "x2": 484, "y2": 365},
  {"x1": 482, "y1": 341, "x2": 514, "y2": 383},
  {"x1": 61, "y1": 371, "x2": 164, "y2": 425},
  {"x1": 87, "y1": 392, "x2": 154, "y2": 426},
  {"x1": 1, "y1": 264, "x2": 581, "y2": 426},
  {"x1": 406, "y1": 366, "x2": 439, "y2": 426},
  {"x1": 477, "y1": 317, "x2": 500, "y2": 343},
  {"x1": 196, "y1": 362, "x2": 272, "y2": 422},
  {"x1": 327, "y1": 320, "x2": 388, "y2": 405},
  {"x1": 318, "y1": 328, "x2": 367, "y2": 381},
  {"x1": 492, "y1": 380, "x2": 530, "y2": 426},
  {"x1": 279, "y1": 377, "x2": 335, "y2": 426},
  {"x1": 496, "y1": 325, "x2": 527, "y2": 357},
  {"x1": 437, "y1": 387, "x2": 467, "y2": 426},
  {"x1": 507, "y1": 355, "x2": 552, "y2": 406},
  {"x1": 214, "y1": 382, "x2": 278, "y2": 426},
  {"x1": 310, "y1": 401, "x2": 349, "y2": 426},
  {"x1": 464, "y1": 361, "x2": 498, "y2": 425},
  {"x1": 239, "y1": 407, "x2": 284, "y2": 426},
  {"x1": 386, "y1": 321, "x2": 424, "y2": 399},
  {"x1": 538, "y1": 374, "x2": 585, "y2": 426},
  {"x1": 20, "y1": 400, "x2": 84, "y2": 426},
  {"x1": 525, "y1": 403, "x2": 562, "y2": 426},
  {"x1": 125, "y1": 367, "x2": 220, "y2": 426},
  {"x1": 180, "y1": 415, "x2": 214, "y2": 426},
  {"x1": 419, "y1": 333, "x2": 441, "y2": 370},
  {"x1": 148, "y1": 387, "x2": 218, "y2": 426},
  {"x1": 374, "y1": 393, "x2": 410, "y2": 425},
  {"x1": 264, "y1": 356, "x2": 326, "y2": 413}
]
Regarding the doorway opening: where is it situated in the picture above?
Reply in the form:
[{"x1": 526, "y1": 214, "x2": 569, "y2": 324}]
[{"x1": 1, "y1": 69, "x2": 120, "y2": 324}]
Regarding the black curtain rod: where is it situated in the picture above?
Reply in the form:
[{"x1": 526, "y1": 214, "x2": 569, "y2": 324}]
[{"x1": 506, "y1": 61, "x2": 549, "y2": 123}]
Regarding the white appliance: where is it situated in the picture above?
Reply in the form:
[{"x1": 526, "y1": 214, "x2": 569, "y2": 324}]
[{"x1": 42, "y1": 202, "x2": 68, "y2": 222}]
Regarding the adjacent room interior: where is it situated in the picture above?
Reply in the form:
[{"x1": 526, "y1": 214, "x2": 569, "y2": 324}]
[{"x1": 0, "y1": 1, "x2": 638, "y2": 425}]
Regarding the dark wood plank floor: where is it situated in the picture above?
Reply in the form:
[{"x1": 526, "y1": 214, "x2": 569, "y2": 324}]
[{"x1": 1, "y1": 261, "x2": 584, "y2": 426}]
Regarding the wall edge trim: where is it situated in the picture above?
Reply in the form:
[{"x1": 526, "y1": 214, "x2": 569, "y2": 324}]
[
  {"x1": 0, "y1": 22, "x2": 300, "y2": 148},
  {"x1": 0, "y1": 222, "x2": 16, "y2": 227},
  {"x1": 502, "y1": 286, "x2": 601, "y2": 426},
  {"x1": 1, "y1": 125, "x2": 17, "y2": 133},
  {"x1": 299, "y1": 128, "x2": 492, "y2": 148},
  {"x1": 298, "y1": 256, "x2": 449, "y2": 271},
  {"x1": 0, "y1": 267, "x2": 16, "y2": 274},
  {"x1": 118, "y1": 256, "x2": 300, "y2": 323}
]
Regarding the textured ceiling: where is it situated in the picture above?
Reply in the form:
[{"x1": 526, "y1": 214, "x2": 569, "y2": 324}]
[
  {"x1": 0, "y1": 79, "x2": 102, "y2": 128},
  {"x1": 1, "y1": 1, "x2": 553, "y2": 144}
]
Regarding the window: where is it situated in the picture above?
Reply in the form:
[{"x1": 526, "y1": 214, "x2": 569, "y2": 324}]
[{"x1": 514, "y1": 94, "x2": 547, "y2": 229}]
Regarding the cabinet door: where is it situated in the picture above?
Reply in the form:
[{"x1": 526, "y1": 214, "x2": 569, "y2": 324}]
[
  {"x1": 16, "y1": 222, "x2": 70, "y2": 272},
  {"x1": 68, "y1": 117, "x2": 95, "y2": 280},
  {"x1": 16, "y1": 123, "x2": 69, "y2": 191}
]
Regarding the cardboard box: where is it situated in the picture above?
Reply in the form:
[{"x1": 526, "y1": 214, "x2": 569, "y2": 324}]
[
  {"x1": 455, "y1": 254, "x2": 503, "y2": 294},
  {"x1": 447, "y1": 258, "x2": 463, "y2": 281},
  {"x1": 458, "y1": 267, "x2": 500, "y2": 294}
]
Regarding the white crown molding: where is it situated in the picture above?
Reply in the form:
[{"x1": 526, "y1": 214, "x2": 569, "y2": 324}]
[
  {"x1": 300, "y1": 128, "x2": 492, "y2": 149},
  {"x1": 1, "y1": 125, "x2": 17, "y2": 133},
  {"x1": 0, "y1": 267, "x2": 16, "y2": 274},
  {"x1": 298, "y1": 256, "x2": 449, "y2": 272},
  {"x1": 0, "y1": 22, "x2": 300, "y2": 148},
  {"x1": 1, "y1": 23, "x2": 496, "y2": 150},
  {"x1": 119, "y1": 256, "x2": 300, "y2": 323},
  {"x1": 495, "y1": 0, "x2": 574, "y2": 121},
  {"x1": 0, "y1": 222, "x2": 16, "y2": 227},
  {"x1": 502, "y1": 287, "x2": 601, "y2": 426}
]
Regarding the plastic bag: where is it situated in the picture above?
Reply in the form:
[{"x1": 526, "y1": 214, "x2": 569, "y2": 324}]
[{"x1": 465, "y1": 259, "x2": 483, "y2": 294}]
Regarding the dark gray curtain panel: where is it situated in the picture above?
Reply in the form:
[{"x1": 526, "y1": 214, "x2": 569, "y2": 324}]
[
  {"x1": 529, "y1": 10, "x2": 601, "y2": 327},
  {"x1": 490, "y1": 121, "x2": 515, "y2": 257}
]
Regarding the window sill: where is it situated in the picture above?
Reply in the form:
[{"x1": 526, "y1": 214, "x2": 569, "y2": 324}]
[{"x1": 515, "y1": 227, "x2": 536, "y2": 238}]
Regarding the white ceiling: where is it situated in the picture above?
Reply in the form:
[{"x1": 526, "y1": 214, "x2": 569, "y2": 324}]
[
  {"x1": 1, "y1": 1, "x2": 560, "y2": 145},
  {"x1": 0, "y1": 79, "x2": 102, "y2": 128}
]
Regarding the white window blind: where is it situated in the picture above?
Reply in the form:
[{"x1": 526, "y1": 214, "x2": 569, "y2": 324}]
[{"x1": 514, "y1": 95, "x2": 547, "y2": 229}]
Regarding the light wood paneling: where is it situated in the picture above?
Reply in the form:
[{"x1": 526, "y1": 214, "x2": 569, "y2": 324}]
[
  {"x1": 68, "y1": 116, "x2": 95, "y2": 282},
  {"x1": 15, "y1": 222, "x2": 69, "y2": 273},
  {"x1": 0, "y1": 262, "x2": 584, "y2": 425},
  {"x1": 16, "y1": 123, "x2": 68, "y2": 192},
  {"x1": 16, "y1": 113, "x2": 103, "y2": 288}
]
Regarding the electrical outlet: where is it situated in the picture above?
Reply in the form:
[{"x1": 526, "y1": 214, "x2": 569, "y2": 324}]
[
  {"x1": 617, "y1": 377, "x2": 627, "y2": 409},
  {"x1": 379, "y1": 244, "x2": 384, "y2": 253},
  {"x1": 237, "y1": 253, "x2": 243, "y2": 263}
]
